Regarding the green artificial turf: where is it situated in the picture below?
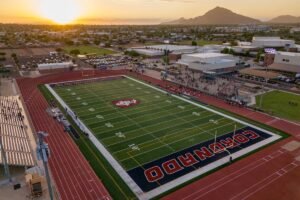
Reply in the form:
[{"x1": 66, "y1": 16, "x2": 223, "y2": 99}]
[{"x1": 53, "y1": 77, "x2": 245, "y2": 171}]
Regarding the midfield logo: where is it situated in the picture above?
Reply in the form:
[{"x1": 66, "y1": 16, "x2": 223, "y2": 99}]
[{"x1": 112, "y1": 98, "x2": 140, "y2": 108}]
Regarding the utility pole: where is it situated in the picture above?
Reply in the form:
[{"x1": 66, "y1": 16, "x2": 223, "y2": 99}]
[{"x1": 36, "y1": 131, "x2": 53, "y2": 200}]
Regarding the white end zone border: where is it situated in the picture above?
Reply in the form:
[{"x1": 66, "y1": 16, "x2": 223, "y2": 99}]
[{"x1": 45, "y1": 75, "x2": 281, "y2": 200}]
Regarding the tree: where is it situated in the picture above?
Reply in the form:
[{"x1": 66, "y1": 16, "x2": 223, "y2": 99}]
[
  {"x1": 11, "y1": 53, "x2": 17, "y2": 58},
  {"x1": 230, "y1": 40, "x2": 238, "y2": 46},
  {"x1": 245, "y1": 51, "x2": 250, "y2": 57},
  {"x1": 229, "y1": 48, "x2": 235, "y2": 55},
  {"x1": 94, "y1": 40, "x2": 101, "y2": 46},
  {"x1": 191, "y1": 41, "x2": 197, "y2": 46},
  {"x1": 105, "y1": 42, "x2": 111, "y2": 47},
  {"x1": 163, "y1": 55, "x2": 169, "y2": 65},
  {"x1": 55, "y1": 48, "x2": 63, "y2": 53},
  {"x1": 64, "y1": 40, "x2": 74, "y2": 46},
  {"x1": 125, "y1": 50, "x2": 140, "y2": 57},
  {"x1": 255, "y1": 49, "x2": 263, "y2": 62},
  {"x1": 221, "y1": 48, "x2": 229, "y2": 54},
  {"x1": 70, "y1": 49, "x2": 80, "y2": 55}
]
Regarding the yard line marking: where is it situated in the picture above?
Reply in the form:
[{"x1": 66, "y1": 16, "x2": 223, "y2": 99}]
[
  {"x1": 102, "y1": 112, "x2": 216, "y2": 145},
  {"x1": 118, "y1": 120, "x2": 235, "y2": 162},
  {"x1": 115, "y1": 132, "x2": 126, "y2": 138},
  {"x1": 60, "y1": 85, "x2": 153, "y2": 103},
  {"x1": 105, "y1": 122, "x2": 114, "y2": 128},
  {"x1": 105, "y1": 114, "x2": 225, "y2": 147},
  {"x1": 71, "y1": 93, "x2": 181, "y2": 114},
  {"x1": 96, "y1": 108, "x2": 214, "y2": 139},
  {"x1": 92, "y1": 107, "x2": 198, "y2": 134},
  {"x1": 82, "y1": 84, "x2": 176, "y2": 152},
  {"x1": 96, "y1": 115, "x2": 104, "y2": 119},
  {"x1": 82, "y1": 101, "x2": 192, "y2": 124},
  {"x1": 123, "y1": 121, "x2": 239, "y2": 170},
  {"x1": 192, "y1": 112, "x2": 201, "y2": 116}
]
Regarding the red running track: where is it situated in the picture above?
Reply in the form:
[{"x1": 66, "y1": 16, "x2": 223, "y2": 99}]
[{"x1": 16, "y1": 70, "x2": 127, "y2": 200}]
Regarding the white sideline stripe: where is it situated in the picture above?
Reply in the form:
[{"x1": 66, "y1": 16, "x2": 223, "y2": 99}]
[{"x1": 46, "y1": 75, "x2": 281, "y2": 200}]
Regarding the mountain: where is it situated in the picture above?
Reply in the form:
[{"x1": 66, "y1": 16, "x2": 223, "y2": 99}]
[
  {"x1": 268, "y1": 15, "x2": 300, "y2": 23},
  {"x1": 162, "y1": 7, "x2": 260, "y2": 25}
]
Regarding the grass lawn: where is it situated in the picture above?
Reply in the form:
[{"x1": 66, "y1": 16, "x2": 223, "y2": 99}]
[
  {"x1": 177, "y1": 40, "x2": 223, "y2": 46},
  {"x1": 256, "y1": 90, "x2": 300, "y2": 122},
  {"x1": 63, "y1": 45, "x2": 115, "y2": 56}
]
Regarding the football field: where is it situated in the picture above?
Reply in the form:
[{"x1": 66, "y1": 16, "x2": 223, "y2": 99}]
[
  {"x1": 48, "y1": 76, "x2": 280, "y2": 198},
  {"x1": 54, "y1": 77, "x2": 243, "y2": 169}
]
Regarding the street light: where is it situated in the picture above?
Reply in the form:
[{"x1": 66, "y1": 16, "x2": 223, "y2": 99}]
[{"x1": 36, "y1": 131, "x2": 53, "y2": 200}]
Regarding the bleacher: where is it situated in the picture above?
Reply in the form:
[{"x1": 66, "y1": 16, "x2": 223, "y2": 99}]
[{"x1": 0, "y1": 96, "x2": 34, "y2": 167}]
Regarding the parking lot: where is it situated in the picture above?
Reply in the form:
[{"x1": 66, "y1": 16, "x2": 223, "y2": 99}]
[{"x1": 82, "y1": 55, "x2": 137, "y2": 69}]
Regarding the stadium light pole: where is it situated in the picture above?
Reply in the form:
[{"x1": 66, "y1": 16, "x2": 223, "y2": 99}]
[
  {"x1": 37, "y1": 131, "x2": 54, "y2": 200},
  {"x1": 0, "y1": 127, "x2": 12, "y2": 182}
]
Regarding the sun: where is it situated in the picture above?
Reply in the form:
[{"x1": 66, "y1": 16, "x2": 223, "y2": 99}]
[{"x1": 39, "y1": 0, "x2": 80, "y2": 24}]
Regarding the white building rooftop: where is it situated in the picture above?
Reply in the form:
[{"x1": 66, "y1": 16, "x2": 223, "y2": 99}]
[
  {"x1": 276, "y1": 51, "x2": 300, "y2": 57},
  {"x1": 144, "y1": 44, "x2": 197, "y2": 52},
  {"x1": 185, "y1": 52, "x2": 229, "y2": 59}
]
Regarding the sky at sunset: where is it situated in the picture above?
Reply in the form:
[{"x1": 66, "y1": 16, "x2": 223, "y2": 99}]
[{"x1": 0, "y1": 0, "x2": 299, "y2": 24}]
